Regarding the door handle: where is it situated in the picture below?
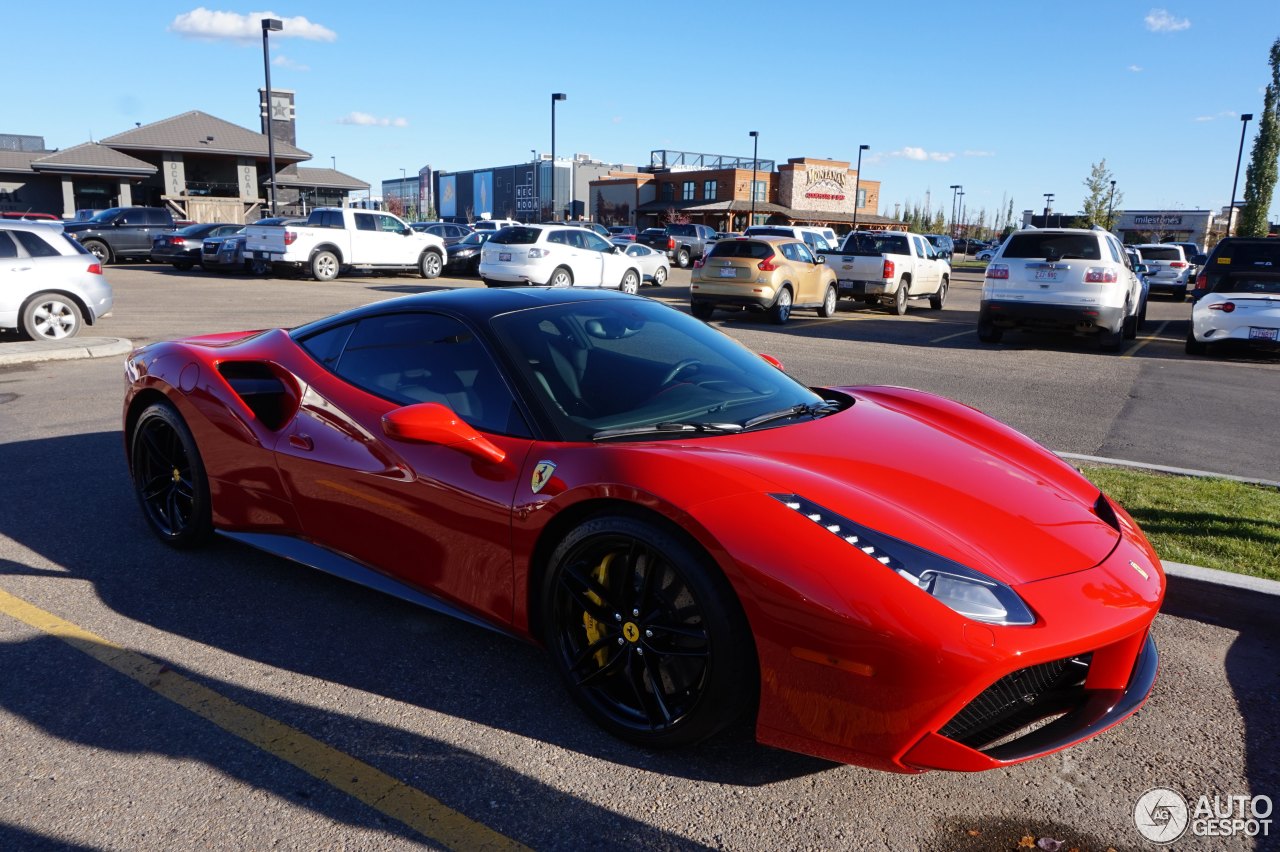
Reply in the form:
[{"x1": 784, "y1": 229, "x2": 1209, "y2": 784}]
[{"x1": 288, "y1": 434, "x2": 314, "y2": 451}]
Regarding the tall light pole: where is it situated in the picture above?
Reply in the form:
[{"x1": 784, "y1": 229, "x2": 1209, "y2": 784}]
[
  {"x1": 1228, "y1": 113, "x2": 1254, "y2": 238},
  {"x1": 530, "y1": 149, "x2": 538, "y2": 222},
  {"x1": 949, "y1": 184, "x2": 961, "y2": 240},
  {"x1": 956, "y1": 190, "x2": 965, "y2": 250},
  {"x1": 400, "y1": 168, "x2": 408, "y2": 218},
  {"x1": 331, "y1": 155, "x2": 336, "y2": 171},
  {"x1": 1106, "y1": 179, "x2": 1117, "y2": 229},
  {"x1": 261, "y1": 18, "x2": 283, "y2": 215},
  {"x1": 551, "y1": 93, "x2": 566, "y2": 220},
  {"x1": 1043, "y1": 193, "x2": 1054, "y2": 227},
  {"x1": 851, "y1": 144, "x2": 869, "y2": 231},
  {"x1": 748, "y1": 130, "x2": 760, "y2": 229}
]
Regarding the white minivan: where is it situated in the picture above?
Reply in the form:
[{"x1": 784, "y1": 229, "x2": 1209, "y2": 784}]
[{"x1": 479, "y1": 224, "x2": 644, "y2": 293}]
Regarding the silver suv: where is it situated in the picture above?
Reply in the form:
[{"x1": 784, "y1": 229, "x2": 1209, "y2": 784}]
[
  {"x1": 979, "y1": 227, "x2": 1145, "y2": 352},
  {"x1": 1133, "y1": 243, "x2": 1192, "y2": 300}
]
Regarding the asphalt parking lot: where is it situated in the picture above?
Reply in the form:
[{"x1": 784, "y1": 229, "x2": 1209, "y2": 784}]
[{"x1": 1, "y1": 263, "x2": 1277, "y2": 850}]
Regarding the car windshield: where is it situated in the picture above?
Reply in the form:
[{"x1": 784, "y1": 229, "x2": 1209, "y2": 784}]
[
  {"x1": 1003, "y1": 233, "x2": 1101, "y2": 260},
  {"x1": 488, "y1": 299, "x2": 831, "y2": 442},
  {"x1": 175, "y1": 224, "x2": 214, "y2": 236},
  {"x1": 489, "y1": 227, "x2": 540, "y2": 245},
  {"x1": 1139, "y1": 246, "x2": 1182, "y2": 261},
  {"x1": 458, "y1": 232, "x2": 489, "y2": 246},
  {"x1": 86, "y1": 208, "x2": 124, "y2": 223}
]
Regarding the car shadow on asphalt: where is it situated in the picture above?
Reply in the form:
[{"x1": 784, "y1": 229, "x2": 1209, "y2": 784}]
[{"x1": 0, "y1": 432, "x2": 833, "y2": 843}]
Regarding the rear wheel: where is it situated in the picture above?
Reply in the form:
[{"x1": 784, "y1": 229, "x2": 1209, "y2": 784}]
[
  {"x1": 929, "y1": 277, "x2": 948, "y2": 310},
  {"x1": 652, "y1": 266, "x2": 668, "y2": 287},
  {"x1": 542, "y1": 515, "x2": 754, "y2": 748},
  {"x1": 1173, "y1": 285, "x2": 1188, "y2": 302},
  {"x1": 817, "y1": 284, "x2": 837, "y2": 318},
  {"x1": 548, "y1": 267, "x2": 573, "y2": 287},
  {"x1": 130, "y1": 402, "x2": 213, "y2": 548},
  {"x1": 977, "y1": 317, "x2": 1003, "y2": 343},
  {"x1": 691, "y1": 301, "x2": 714, "y2": 321},
  {"x1": 21, "y1": 292, "x2": 83, "y2": 340},
  {"x1": 891, "y1": 279, "x2": 909, "y2": 315},
  {"x1": 310, "y1": 250, "x2": 339, "y2": 281},
  {"x1": 173, "y1": 260, "x2": 193, "y2": 271},
  {"x1": 419, "y1": 250, "x2": 443, "y2": 279},
  {"x1": 1123, "y1": 302, "x2": 1138, "y2": 340},
  {"x1": 1098, "y1": 321, "x2": 1124, "y2": 352},
  {"x1": 676, "y1": 248, "x2": 691, "y2": 268},
  {"x1": 1185, "y1": 327, "x2": 1207, "y2": 355},
  {"x1": 770, "y1": 287, "x2": 793, "y2": 324}
]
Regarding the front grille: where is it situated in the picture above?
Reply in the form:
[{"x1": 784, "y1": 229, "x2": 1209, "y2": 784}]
[{"x1": 940, "y1": 653, "x2": 1092, "y2": 749}]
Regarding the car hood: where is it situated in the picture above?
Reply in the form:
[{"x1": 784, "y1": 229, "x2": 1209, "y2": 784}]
[{"x1": 652, "y1": 387, "x2": 1119, "y2": 587}]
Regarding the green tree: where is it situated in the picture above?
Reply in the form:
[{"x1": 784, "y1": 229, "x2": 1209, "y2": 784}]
[
  {"x1": 1081, "y1": 160, "x2": 1122, "y2": 229},
  {"x1": 1239, "y1": 37, "x2": 1280, "y2": 237}
]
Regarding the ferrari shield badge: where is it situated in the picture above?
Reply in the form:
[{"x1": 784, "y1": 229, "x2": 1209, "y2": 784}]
[{"x1": 531, "y1": 460, "x2": 557, "y2": 494}]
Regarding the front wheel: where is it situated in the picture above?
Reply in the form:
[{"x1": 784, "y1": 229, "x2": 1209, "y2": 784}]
[
  {"x1": 620, "y1": 269, "x2": 640, "y2": 295},
  {"x1": 542, "y1": 515, "x2": 755, "y2": 748},
  {"x1": 817, "y1": 284, "x2": 837, "y2": 318},
  {"x1": 82, "y1": 240, "x2": 111, "y2": 264},
  {"x1": 21, "y1": 292, "x2": 83, "y2": 340},
  {"x1": 929, "y1": 277, "x2": 948, "y2": 310},
  {"x1": 310, "y1": 250, "x2": 339, "y2": 281},
  {"x1": 130, "y1": 402, "x2": 213, "y2": 548},
  {"x1": 770, "y1": 287, "x2": 793, "y2": 324},
  {"x1": 676, "y1": 248, "x2": 691, "y2": 269},
  {"x1": 419, "y1": 250, "x2": 443, "y2": 279}
]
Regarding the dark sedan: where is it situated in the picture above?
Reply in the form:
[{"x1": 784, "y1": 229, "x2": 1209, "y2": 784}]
[
  {"x1": 444, "y1": 230, "x2": 491, "y2": 275},
  {"x1": 411, "y1": 221, "x2": 474, "y2": 246},
  {"x1": 202, "y1": 218, "x2": 303, "y2": 274},
  {"x1": 152, "y1": 223, "x2": 242, "y2": 270}
]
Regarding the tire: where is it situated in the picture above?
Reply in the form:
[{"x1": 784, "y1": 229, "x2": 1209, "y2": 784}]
[
  {"x1": 82, "y1": 240, "x2": 111, "y2": 264},
  {"x1": 817, "y1": 284, "x2": 837, "y2": 318},
  {"x1": 249, "y1": 258, "x2": 270, "y2": 277},
  {"x1": 977, "y1": 317, "x2": 1003, "y2": 343},
  {"x1": 310, "y1": 250, "x2": 339, "y2": 281},
  {"x1": 173, "y1": 261, "x2": 194, "y2": 271},
  {"x1": 541, "y1": 515, "x2": 755, "y2": 748},
  {"x1": 1123, "y1": 303, "x2": 1138, "y2": 340},
  {"x1": 548, "y1": 267, "x2": 573, "y2": 287},
  {"x1": 676, "y1": 248, "x2": 691, "y2": 269},
  {"x1": 1173, "y1": 285, "x2": 1187, "y2": 302},
  {"x1": 770, "y1": 287, "x2": 793, "y2": 324},
  {"x1": 419, "y1": 250, "x2": 443, "y2": 279},
  {"x1": 20, "y1": 292, "x2": 83, "y2": 340},
  {"x1": 929, "y1": 277, "x2": 948, "y2": 310},
  {"x1": 1098, "y1": 321, "x2": 1124, "y2": 353},
  {"x1": 130, "y1": 402, "x2": 213, "y2": 549},
  {"x1": 691, "y1": 301, "x2": 714, "y2": 321},
  {"x1": 619, "y1": 269, "x2": 641, "y2": 295},
  {"x1": 653, "y1": 266, "x2": 668, "y2": 287},
  {"x1": 891, "y1": 279, "x2": 909, "y2": 316},
  {"x1": 1185, "y1": 327, "x2": 1207, "y2": 355}
]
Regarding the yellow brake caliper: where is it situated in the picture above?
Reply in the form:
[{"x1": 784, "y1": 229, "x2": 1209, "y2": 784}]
[{"x1": 583, "y1": 552, "x2": 617, "y2": 667}]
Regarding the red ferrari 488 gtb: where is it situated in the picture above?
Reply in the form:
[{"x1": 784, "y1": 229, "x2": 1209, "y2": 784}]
[{"x1": 124, "y1": 287, "x2": 1162, "y2": 772}]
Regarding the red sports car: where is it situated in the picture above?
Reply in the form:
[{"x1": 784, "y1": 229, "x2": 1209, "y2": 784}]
[{"x1": 123, "y1": 287, "x2": 1163, "y2": 772}]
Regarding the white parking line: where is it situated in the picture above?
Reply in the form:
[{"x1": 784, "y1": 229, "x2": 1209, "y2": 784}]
[{"x1": 930, "y1": 329, "x2": 974, "y2": 343}]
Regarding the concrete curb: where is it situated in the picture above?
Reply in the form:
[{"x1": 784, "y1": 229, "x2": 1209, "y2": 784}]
[
  {"x1": 1161, "y1": 560, "x2": 1280, "y2": 631},
  {"x1": 0, "y1": 337, "x2": 133, "y2": 367},
  {"x1": 1057, "y1": 451, "x2": 1280, "y2": 489}
]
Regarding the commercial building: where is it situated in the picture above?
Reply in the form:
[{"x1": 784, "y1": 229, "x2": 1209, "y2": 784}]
[
  {"x1": 0, "y1": 89, "x2": 367, "y2": 222},
  {"x1": 1020, "y1": 208, "x2": 1237, "y2": 249}
]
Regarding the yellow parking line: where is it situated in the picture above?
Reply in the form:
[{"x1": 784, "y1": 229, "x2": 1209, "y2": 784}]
[
  {"x1": 0, "y1": 585, "x2": 528, "y2": 852},
  {"x1": 1123, "y1": 320, "x2": 1170, "y2": 358}
]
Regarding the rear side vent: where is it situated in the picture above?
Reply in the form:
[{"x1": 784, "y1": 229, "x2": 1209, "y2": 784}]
[{"x1": 217, "y1": 362, "x2": 297, "y2": 431}]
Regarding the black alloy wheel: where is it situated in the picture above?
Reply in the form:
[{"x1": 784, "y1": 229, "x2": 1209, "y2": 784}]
[
  {"x1": 543, "y1": 516, "x2": 753, "y2": 748},
  {"x1": 130, "y1": 402, "x2": 213, "y2": 548}
]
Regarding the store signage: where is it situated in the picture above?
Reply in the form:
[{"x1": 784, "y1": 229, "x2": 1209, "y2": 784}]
[
  {"x1": 1134, "y1": 215, "x2": 1183, "y2": 226},
  {"x1": 804, "y1": 168, "x2": 848, "y2": 201}
]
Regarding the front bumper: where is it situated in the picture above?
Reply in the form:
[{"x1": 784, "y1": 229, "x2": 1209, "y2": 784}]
[{"x1": 981, "y1": 300, "x2": 1125, "y2": 332}]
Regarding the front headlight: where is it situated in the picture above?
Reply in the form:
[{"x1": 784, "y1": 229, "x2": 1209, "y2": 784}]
[{"x1": 772, "y1": 493, "x2": 1036, "y2": 626}]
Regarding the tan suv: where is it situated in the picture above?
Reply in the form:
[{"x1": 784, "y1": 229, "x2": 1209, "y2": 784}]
[{"x1": 690, "y1": 236, "x2": 837, "y2": 324}]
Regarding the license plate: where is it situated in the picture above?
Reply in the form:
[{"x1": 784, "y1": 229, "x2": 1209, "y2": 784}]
[
  {"x1": 719, "y1": 267, "x2": 736, "y2": 278},
  {"x1": 499, "y1": 252, "x2": 512, "y2": 262},
  {"x1": 1033, "y1": 270, "x2": 1059, "y2": 281},
  {"x1": 1249, "y1": 327, "x2": 1278, "y2": 340}
]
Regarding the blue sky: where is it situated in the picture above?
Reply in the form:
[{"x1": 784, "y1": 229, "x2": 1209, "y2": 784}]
[{"x1": 9, "y1": 1, "x2": 1279, "y2": 225}]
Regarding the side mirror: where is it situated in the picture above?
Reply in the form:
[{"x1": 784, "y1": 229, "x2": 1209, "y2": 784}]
[
  {"x1": 611, "y1": 245, "x2": 623, "y2": 254},
  {"x1": 382, "y1": 402, "x2": 506, "y2": 465},
  {"x1": 402, "y1": 228, "x2": 413, "y2": 236},
  {"x1": 758, "y1": 353, "x2": 785, "y2": 371},
  {"x1": 1135, "y1": 263, "x2": 1150, "y2": 274},
  {"x1": 815, "y1": 254, "x2": 826, "y2": 264}
]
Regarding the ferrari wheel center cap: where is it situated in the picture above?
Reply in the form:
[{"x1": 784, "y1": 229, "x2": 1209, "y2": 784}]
[
  {"x1": 171, "y1": 468, "x2": 182, "y2": 483},
  {"x1": 622, "y1": 622, "x2": 641, "y2": 643}
]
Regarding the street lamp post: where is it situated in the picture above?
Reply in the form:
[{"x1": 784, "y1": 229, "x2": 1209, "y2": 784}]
[
  {"x1": 949, "y1": 184, "x2": 961, "y2": 240},
  {"x1": 331, "y1": 155, "x2": 336, "y2": 171},
  {"x1": 530, "y1": 149, "x2": 538, "y2": 222},
  {"x1": 261, "y1": 18, "x2": 283, "y2": 215},
  {"x1": 748, "y1": 131, "x2": 760, "y2": 229},
  {"x1": 1228, "y1": 113, "x2": 1254, "y2": 238},
  {"x1": 400, "y1": 168, "x2": 408, "y2": 219},
  {"x1": 956, "y1": 190, "x2": 965, "y2": 251},
  {"x1": 1043, "y1": 193, "x2": 1054, "y2": 227},
  {"x1": 551, "y1": 93, "x2": 566, "y2": 220},
  {"x1": 851, "y1": 144, "x2": 869, "y2": 231},
  {"x1": 1106, "y1": 180, "x2": 1117, "y2": 229}
]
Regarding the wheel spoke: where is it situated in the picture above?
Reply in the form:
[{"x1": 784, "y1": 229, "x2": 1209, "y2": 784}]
[
  {"x1": 622, "y1": 653, "x2": 661, "y2": 727},
  {"x1": 640, "y1": 652, "x2": 675, "y2": 724},
  {"x1": 139, "y1": 473, "x2": 170, "y2": 501},
  {"x1": 574, "y1": 643, "x2": 626, "y2": 688},
  {"x1": 140, "y1": 428, "x2": 173, "y2": 468},
  {"x1": 558, "y1": 567, "x2": 617, "y2": 623}
]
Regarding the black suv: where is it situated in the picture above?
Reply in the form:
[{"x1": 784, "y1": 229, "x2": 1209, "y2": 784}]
[
  {"x1": 1190, "y1": 238, "x2": 1280, "y2": 302},
  {"x1": 63, "y1": 206, "x2": 176, "y2": 264}
]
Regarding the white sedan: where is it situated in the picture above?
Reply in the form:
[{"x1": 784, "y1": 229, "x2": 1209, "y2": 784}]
[
  {"x1": 619, "y1": 243, "x2": 670, "y2": 286},
  {"x1": 976, "y1": 247, "x2": 997, "y2": 261},
  {"x1": 1186, "y1": 273, "x2": 1280, "y2": 354}
]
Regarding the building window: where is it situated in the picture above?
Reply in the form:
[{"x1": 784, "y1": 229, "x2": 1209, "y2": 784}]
[
  {"x1": 682, "y1": 181, "x2": 696, "y2": 201},
  {"x1": 856, "y1": 188, "x2": 867, "y2": 209},
  {"x1": 660, "y1": 183, "x2": 674, "y2": 202},
  {"x1": 703, "y1": 180, "x2": 717, "y2": 201},
  {"x1": 752, "y1": 180, "x2": 767, "y2": 203}
]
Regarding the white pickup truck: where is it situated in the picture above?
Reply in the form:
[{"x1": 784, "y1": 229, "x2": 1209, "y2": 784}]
[
  {"x1": 818, "y1": 231, "x2": 951, "y2": 314},
  {"x1": 244, "y1": 208, "x2": 447, "y2": 281}
]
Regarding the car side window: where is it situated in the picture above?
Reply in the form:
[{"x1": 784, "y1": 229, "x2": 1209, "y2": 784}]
[
  {"x1": 0, "y1": 231, "x2": 18, "y2": 259},
  {"x1": 12, "y1": 230, "x2": 59, "y2": 258},
  {"x1": 547, "y1": 231, "x2": 569, "y2": 246},
  {"x1": 1105, "y1": 238, "x2": 1123, "y2": 264},
  {"x1": 583, "y1": 232, "x2": 612, "y2": 253},
  {"x1": 355, "y1": 213, "x2": 378, "y2": 232},
  {"x1": 329, "y1": 312, "x2": 525, "y2": 436},
  {"x1": 626, "y1": 245, "x2": 643, "y2": 257},
  {"x1": 377, "y1": 215, "x2": 402, "y2": 233},
  {"x1": 912, "y1": 236, "x2": 927, "y2": 258},
  {"x1": 779, "y1": 243, "x2": 798, "y2": 261},
  {"x1": 147, "y1": 210, "x2": 171, "y2": 226},
  {"x1": 793, "y1": 242, "x2": 815, "y2": 263}
]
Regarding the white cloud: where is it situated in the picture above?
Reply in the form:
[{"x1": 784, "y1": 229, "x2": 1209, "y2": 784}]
[
  {"x1": 963, "y1": 150, "x2": 996, "y2": 158},
  {"x1": 1129, "y1": 64, "x2": 1143, "y2": 72},
  {"x1": 337, "y1": 112, "x2": 408, "y2": 127},
  {"x1": 170, "y1": 8, "x2": 337, "y2": 42},
  {"x1": 887, "y1": 146, "x2": 954, "y2": 163},
  {"x1": 1194, "y1": 110, "x2": 1239, "y2": 122},
  {"x1": 1144, "y1": 8, "x2": 1190, "y2": 33},
  {"x1": 272, "y1": 55, "x2": 309, "y2": 71}
]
